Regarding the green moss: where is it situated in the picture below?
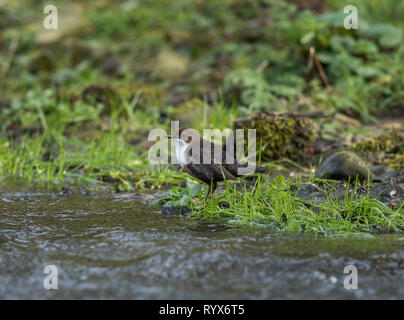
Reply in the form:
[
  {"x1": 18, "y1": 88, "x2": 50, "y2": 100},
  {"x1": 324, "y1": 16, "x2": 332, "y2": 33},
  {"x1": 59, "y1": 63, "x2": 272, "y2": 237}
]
[
  {"x1": 385, "y1": 154, "x2": 404, "y2": 170},
  {"x1": 352, "y1": 130, "x2": 404, "y2": 155},
  {"x1": 233, "y1": 112, "x2": 317, "y2": 162},
  {"x1": 351, "y1": 131, "x2": 404, "y2": 169}
]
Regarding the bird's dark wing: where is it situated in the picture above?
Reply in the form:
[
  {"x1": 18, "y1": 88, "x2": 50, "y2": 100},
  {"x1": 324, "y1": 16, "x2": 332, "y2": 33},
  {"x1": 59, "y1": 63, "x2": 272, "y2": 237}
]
[
  {"x1": 184, "y1": 163, "x2": 237, "y2": 184},
  {"x1": 183, "y1": 139, "x2": 238, "y2": 184}
]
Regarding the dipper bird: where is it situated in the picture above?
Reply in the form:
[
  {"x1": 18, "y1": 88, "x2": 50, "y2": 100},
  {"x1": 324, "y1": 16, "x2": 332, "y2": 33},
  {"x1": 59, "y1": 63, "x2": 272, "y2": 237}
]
[{"x1": 167, "y1": 128, "x2": 269, "y2": 201}]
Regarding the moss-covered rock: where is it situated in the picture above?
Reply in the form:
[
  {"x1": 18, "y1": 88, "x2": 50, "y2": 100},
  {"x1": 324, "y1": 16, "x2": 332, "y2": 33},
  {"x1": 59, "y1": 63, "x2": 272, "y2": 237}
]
[
  {"x1": 233, "y1": 112, "x2": 317, "y2": 162},
  {"x1": 352, "y1": 130, "x2": 404, "y2": 155},
  {"x1": 385, "y1": 154, "x2": 404, "y2": 171},
  {"x1": 351, "y1": 130, "x2": 404, "y2": 170},
  {"x1": 315, "y1": 151, "x2": 371, "y2": 182}
]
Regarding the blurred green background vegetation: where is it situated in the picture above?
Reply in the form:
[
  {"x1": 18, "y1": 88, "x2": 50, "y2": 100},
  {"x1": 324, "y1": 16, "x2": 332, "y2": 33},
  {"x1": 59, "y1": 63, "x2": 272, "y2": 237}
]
[{"x1": 0, "y1": 0, "x2": 403, "y2": 189}]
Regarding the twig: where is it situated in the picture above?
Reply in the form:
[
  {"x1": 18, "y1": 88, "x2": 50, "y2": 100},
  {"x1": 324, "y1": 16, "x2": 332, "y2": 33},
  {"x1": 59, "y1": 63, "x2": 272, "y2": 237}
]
[
  {"x1": 1, "y1": 34, "x2": 19, "y2": 78},
  {"x1": 256, "y1": 59, "x2": 268, "y2": 73},
  {"x1": 307, "y1": 46, "x2": 329, "y2": 87},
  {"x1": 308, "y1": 46, "x2": 315, "y2": 70}
]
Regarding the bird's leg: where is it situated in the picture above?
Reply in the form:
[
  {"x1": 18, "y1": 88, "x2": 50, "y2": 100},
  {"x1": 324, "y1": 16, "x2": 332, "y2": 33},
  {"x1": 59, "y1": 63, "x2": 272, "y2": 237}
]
[
  {"x1": 211, "y1": 182, "x2": 217, "y2": 198},
  {"x1": 204, "y1": 183, "x2": 211, "y2": 202},
  {"x1": 204, "y1": 181, "x2": 217, "y2": 203}
]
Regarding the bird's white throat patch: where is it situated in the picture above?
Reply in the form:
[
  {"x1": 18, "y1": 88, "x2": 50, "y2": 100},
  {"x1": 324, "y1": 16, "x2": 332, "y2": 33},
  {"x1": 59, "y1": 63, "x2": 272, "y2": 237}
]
[{"x1": 173, "y1": 139, "x2": 189, "y2": 168}]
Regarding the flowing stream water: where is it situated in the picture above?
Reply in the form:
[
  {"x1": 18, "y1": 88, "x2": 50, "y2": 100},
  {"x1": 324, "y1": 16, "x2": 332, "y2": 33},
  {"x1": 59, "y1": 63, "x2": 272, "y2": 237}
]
[{"x1": 0, "y1": 185, "x2": 403, "y2": 299}]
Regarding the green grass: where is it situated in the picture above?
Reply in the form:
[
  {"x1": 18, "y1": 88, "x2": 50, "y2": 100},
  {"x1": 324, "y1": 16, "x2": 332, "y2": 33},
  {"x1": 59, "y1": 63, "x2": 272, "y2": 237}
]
[
  {"x1": 0, "y1": 130, "x2": 191, "y2": 190},
  {"x1": 157, "y1": 176, "x2": 403, "y2": 235},
  {"x1": 0, "y1": 88, "x2": 239, "y2": 189}
]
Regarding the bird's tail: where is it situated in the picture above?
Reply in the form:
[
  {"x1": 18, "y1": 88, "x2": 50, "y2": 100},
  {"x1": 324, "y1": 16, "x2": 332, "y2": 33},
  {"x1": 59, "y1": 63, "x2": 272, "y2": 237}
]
[{"x1": 254, "y1": 166, "x2": 270, "y2": 174}]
